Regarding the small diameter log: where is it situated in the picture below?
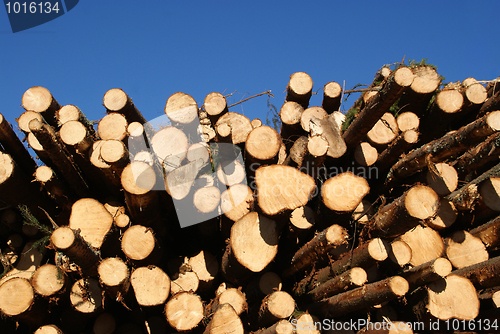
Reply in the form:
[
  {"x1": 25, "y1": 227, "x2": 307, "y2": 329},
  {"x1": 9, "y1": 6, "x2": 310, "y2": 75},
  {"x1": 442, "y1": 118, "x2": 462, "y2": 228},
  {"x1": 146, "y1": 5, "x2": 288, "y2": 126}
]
[
  {"x1": 220, "y1": 184, "x2": 254, "y2": 222},
  {"x1": 366, "y1": 112, "x2": 399, "y2": 148},
  {"x1": 103, "y1": 88, "x2": 147, "y2": 124},
  {"x1": 396, "y1": 112, "x2": 420, "y2": 132},
  {"x1": 307, "y1": 276, "x2": 409, "y2": 318},
  {"x1": 322, "y1": 81, "x2": 342, "y2": 113},
  {"x1": 309, "y1": 112, "x2": 346, "y2": 159},
  {"x1": 282, "y1": 224, "x2": 349, "y2": 278},
  {"x1": 121, "y1": 161, "x2": 160, "y2": 226},
  {"x1": 253, "y1": 319, "x2": 292, "y2": 334},
  {"x1": 321, "y1": 172, "x2": 370, "y2": 213},
  {"x1": 355, "y1": 142, "x2": 378, "y2": 167},
  {"x1": 301, "y1": 135, "x2": 328, "y2": 179},
  {"x1": 245, "y1": 125, "x2": 282, "y2": 166},
  {"x1": 165, "y1": 92, "x2": 199, "y2": 125},
  {"x1": 414, "y1": 275, "x2": 479, "y2": 321},
  {"x1": 204, "y1": 92, "x2": 228, "y2": 125},
  {"x1": 130, "y1": 266, "x2": 170, "y2": 307},
  {"x1": 34, "y1": 325, "x2": 63, "y2": 334},
  {"x1": 204, "y1": 303, "x2": 244, "y2": 334},
  {"x1": 387, "y1": 110, "x2": 500, "y2": 182},
  {"x1": 427, "y1": 199, "x2": 457, "y2": 230},
  {"x1": 17, "y1": 110, "x2": 43, "y2": 133},
  {"x1": 121, "y1": 225, "x2": 156, "y2": 261},
  {"x1": 170, "y1": 270, "x2": 199, "y2": 295},
  {"x1": 221, "y1": 212, "x2": 279, "y2": 285},
  {"x1": 21, "y1": 86, "x2": 60, "y2": 127},
  {"x1": 59, "y1": 120, "x2": 94, "y2": 154},
  {"x1": 286, "y1": 72, "x2": 313, "y2": 109},
  {"x1": 56, "y1": 104, "x2": 93, "y2": 129},
  {"x1": 31, "y1": 264, "x2": 66, "y2": 297},
  {"x1": 50, "y1": 226, "x2": 99, "y2": 276},
  {"x1": 100, "y1": 139, "x2": 129, "y2": 172},
  {"x1": 29, "y1": 118, "x2": 90, "y2": 197},
  {"x1": 445, "y1": 230, "x2": 488, "y2": 269},
  {"x1": 425, "y1": 162, "x2": 458, "y2": 196},
  {"x1": 217, "y1": 158, "x2": 246, "y2": 187},
  {"x1": 69, "y1": 198, "x2": 113, "y2": 249},
  {"x1": 255, "y1": 165, "x2": 316, "y2": 216},
  {"x1": 212, "y1": 288, "x2": 247, "y2": 316},
  {"x1": 364, "y1": 185, "x2": 439, "y2": 239},
  {"x1": 343, "y1": 67, "x2": 414, "y2": 148},
  {"x1": 258, "y1": 291, "x2": 295, "y2": 327},
  {"x1": 470, "y1": 214, "x2": 500, "y2": 250},
  {"x1": 388, "y1": 240, "x2": 412, "y2": 267},
  {"x1": 150, "y1": 126, "x2": 188, "y2": 172},
  {"x1": 279, "y1": 101, "x2": 305, "y2": 151},
  {"x1": 0, "y1": 277, "x2": 35, "y2": 317},
  {"x1": 193, "y1": 186, "x2": 220, "y2": 214},
  {"x1": 98, "y1": 257, "x2": 130, "y2": 300},
  {"x1": 0, "y1": 113, "x2": 37, "y2": 176},
  {"x1": 165, "y1": 160, "x2": 200, "y2": 201},
  {"x1": 97, "y1": 112, "x2": 129, "y2": 141},
  {"x1": 453, "y1": 132, "x2": 500, "y2": 179},
  {"x1": 292, "y1": 313, "x2": 320, "y2": 334},
  {"x1": 251, "y1": 118, "x2": 263, "y2": 128},
  {"x1": 187, "y1": 142, "x2": 210, "y2": 167},
  {"x1": 299, "y1": 238, "x2": 389, "y2": 296},
  {"x1": 282, "y1": 136, "x2": 308, "y2": 167},
  {"x1": 300, "y1": 107, "x2": 327, "y2": 133},
  {"x1": 398, "y1": 225, "x2": 444, "y2": 267},
  {"x1": 164, "y1": 291, "x2": 204, "y2": 332},
  {"x1": 402, "y1": 257, "x2": 452, "y2": 290},
  {"x1": 35, "y1": 165, "x2": 74, "y2": 209},
  {"x1": 306, "y1": 267, "x2": 367, "y2": 302},
  {"x1": 188, "y1": 250, "x2": 219, "y2": 291},
  {"x1": 286, "y1": 206, "x2": 315, "y2": 243},
  {"x1": 70, "y1": 278, "x2": 102, "y2": 314},
  {"x1": 215, "y1": 112, "x2": 253, "y2": 144},
  {"x1": 376, "y1": 130, "x2": 419, "y2": 172},
  {"x1": 90, "y1": 140, "x2": 122, "y2": 192}
]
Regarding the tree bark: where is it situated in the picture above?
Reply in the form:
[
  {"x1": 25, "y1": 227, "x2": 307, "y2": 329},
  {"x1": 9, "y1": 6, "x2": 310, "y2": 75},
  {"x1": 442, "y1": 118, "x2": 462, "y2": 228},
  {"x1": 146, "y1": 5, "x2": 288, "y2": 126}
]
[
  {"x1": 452, "y1": 256, "x2": 500, "y2": 289},
  {"x1": 401, "y1": 257, "x2": 452, "y2": 290},
  {"x1": 376, "y1": 129, "x2": 419, "y2": 172},
  {"x1": 309, "y1": 113, "x2": 346, "y2": 159},
  {"x1": 470, "y1": 214, "x2": 500, "y2": 250},
  {"x1": 452, "y1": 132, "x2": 500, "y2": 179},
  {"x1": 425, "y1": 162, "x2": 458, "y2": 196},
  {"x1": 253, "y1": 320, "x2": 292, "y2": 334},
  {"x1": 103, "y1": 88, "x2": 147, "y2": 124},
  {"x1": 322, "y1": 81, "x2": 342, "y2": 113},
  {"x1": 306, "y1": 267, "x2": 367, "y2": 302},
  {"x1": 286, "y1": 72, "x2": 313, "y2": 109}
]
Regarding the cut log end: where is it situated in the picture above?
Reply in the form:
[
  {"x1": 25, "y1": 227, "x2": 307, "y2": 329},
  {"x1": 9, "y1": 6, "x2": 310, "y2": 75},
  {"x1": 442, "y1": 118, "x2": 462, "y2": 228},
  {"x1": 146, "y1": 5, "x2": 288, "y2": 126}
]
[
  {"x1": 388, "y1": 276, "x2": 409, "y2": 297},
  {"x1": 404, "y1": 185, "x2": 439, "y2": 220},
  {"x1": 131, "y1": 266, "x2": 170, "y2": 307},
  {"x1": 165, "y1": 92, "x2": 199, "y2": 124},
  {"x1": 22, "y1": 86, "x2": 55, "y2": 113},
  {"x1": 300, "y1": 107, "x2": 327, "y2": 133},
  {"x1": 367, "y1": 112, "x2": 399, "y2": 146},
  {"x1": 121, "y1": 161, "x2": 156, "y2": 195},
  {"x1": 97, "y1": 113, "x2": 128, "y2": 141},
  {"x1": 322, "y1": 172, "x2": 370, "y2": 212},
  {"x1": 220, "y1": 184, "x2": 254, "y2": 222},
  {"x1": 0, "y1": 277, "x2": 34, "y2": 316},
  {"x1": 288, "y1": 72, "x2": 313, "y2": 96},
  {"x1": 427, "y1": 199, "x2": 456, "y2": 230},
  {"x1": 17, "y1": 111, "x2": 43, "y2": 133},
  {"x1": 410, "y1": 66, "x2": 442, "y2": 94},
  {"x1": 425, "y1": 163, "x2": 458, "y2": 196},
  {"x1": 280, "y1": 101, "x2": 303, "y2": 125},
  {"x1": 263, "y1": 291, "x2": 295, "y2": 319},
  {"x1": 389, "y1": 241, "x2": 412, "y2": 267},
  {"x1": 121, "y1": 225, "x2": 155, "y2": 261},
  {"x1": 70, "y1": 278, "x2": 102, "y2": 313},
  {"x1": 396, "y1": 112, "x2": 420, "y2": 132},
  {"x1": 204, "y1": 92, "x2": 227, "y2": 117},
  {"x1": 445, "y1": 230, "x2": 489, "y2": 269},
  {"x1": 164, "y1": 292, "x2": 204, "y2": 331},
  {"x1": 218, "y1": 288, "x2": 247, "y2": 315},
  {"x1": 98, "y1": 257, "x2": 129, "y2": 287},
  {"x1": 354, "y1": 142, "x2": 378, "y2": 167},
  {"x1": 31, "y1": 264, "x2": 65, "y2": 297},
  {"x1": 246, "y1": 125, "x2": 282, "y2": 161},
  {"x1": 59, "y1": 120, "x2": 88, "y2": 146},
  {"x1": 368, "y1": 238, "x2": 390, "y2": 262}
]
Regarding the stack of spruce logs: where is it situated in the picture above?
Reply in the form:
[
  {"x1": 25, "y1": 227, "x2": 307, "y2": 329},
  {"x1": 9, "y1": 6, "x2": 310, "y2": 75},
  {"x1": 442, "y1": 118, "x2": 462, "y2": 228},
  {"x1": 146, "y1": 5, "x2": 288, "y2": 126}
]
[{"x1": 0, "y1": 64, "x2": 500, "y2": 334}]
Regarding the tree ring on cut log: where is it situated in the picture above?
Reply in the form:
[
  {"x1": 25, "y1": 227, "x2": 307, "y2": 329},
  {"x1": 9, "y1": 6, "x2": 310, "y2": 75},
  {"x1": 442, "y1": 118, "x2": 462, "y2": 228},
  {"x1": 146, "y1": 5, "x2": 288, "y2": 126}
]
[
  {"x1": 367, "y1": 112, "x2": 399, "y2": 145},
  {"x1": 218, "y1": 288, "x2": 247, "y2": 315},
  {"x1": 121, "y1": 225, "x2": 155, "y2": 260},
  {"x1": 164, "y1": 292, "x2": 204, "y2": 331},
  {"x1": 280, "y1": 101, "x2": 303, "y2": 125},
  {"x1": 150, "y1": 127, "x2": 188, "y2": 171},
  {"x1": 103, "y1": 88, "x2": 129, "y2": 111},
  {"x1": 217, "y1": 159, "x2": 246, "y2": 186},
  {"x1": 17, "y1": 110, "x2": 43, "y2": 133},
  {"x1": 165, "y1": 92, "x2": 198, "y2": 124},
  {"x1": 445, "y1": 230, "x2": 489, "y2": 269},
  {"x1": 307, "y1": 136, "x2": 328, "y2": 157},
  {"x1": 368, "y1": 238, "x2": 390, "y2": 261},
  {"x1": 466, "y1": 83, "x2": 488, "y2": 104},
  {"x1": 410, "y1": 66, "x2": 441, "y2": 94},
  {"x1": 70, "y1": 278, "x2": 102, "y2": 313},
  {"x1": 100, "y1": 140, "x2": 127, "y2": 164},
  {"x1": 69, "y1": 198, "x2": 114, "y2": 249},
  {"x1": 130, "y1": 266, "x2": 170, "y2": 306},
  {"x1": 204, "y1": 92, "x2": 227, "y2": 116},
  {"x1": 388, "y1": 241, "x2": 412, "y2": 266},
  {"x1": 436, "y1": 89, "x2": 464, "y2": 114},
  {"x1": 394, "y1": 66, "x2": 415, "y2": 87},
  {"x1": 231, "y1": 212, "x2": 278, "y2": 272},
  {"x1": 428, "y1": 199, "x2": 456, "y2": 230},
  {"x1": 321, "y1": 172, "x2": 370, "y2": 212},
  {"x1": 396, "y1": 112, "x2": 420, "y2": 131},
  {"x1": 193, "y1": 186, "x2": 221, "y2": 213},
  {"x1": 121, "y1": 161, "x2": 156, "y2": 195},
  {"x1": 288, "y1": 72, "x2": 313, "y2": 95},
  {"x1": 0, "y1": 277, "x2": 34, "y2": 316},
  {"x1": 404, "y1": 185, "x2": 439, "y2": 220}
]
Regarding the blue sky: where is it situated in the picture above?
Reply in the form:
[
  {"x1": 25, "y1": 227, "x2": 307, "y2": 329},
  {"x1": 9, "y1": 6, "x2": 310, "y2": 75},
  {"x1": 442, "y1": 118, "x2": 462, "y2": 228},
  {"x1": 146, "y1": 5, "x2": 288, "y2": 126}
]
[{"x1": 0, "y1": 1, "x2": 498, "y2": 131}]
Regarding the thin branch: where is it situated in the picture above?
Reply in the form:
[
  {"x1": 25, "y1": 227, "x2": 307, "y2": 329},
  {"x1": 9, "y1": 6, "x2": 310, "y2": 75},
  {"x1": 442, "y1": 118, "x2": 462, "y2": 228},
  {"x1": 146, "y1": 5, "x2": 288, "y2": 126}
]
[
  {"x1": 227, "y1": 90, "x2": 274, "y2": 109},
  {"x1": 343, "y1": 87, "x2": 382, "y2": 94}
]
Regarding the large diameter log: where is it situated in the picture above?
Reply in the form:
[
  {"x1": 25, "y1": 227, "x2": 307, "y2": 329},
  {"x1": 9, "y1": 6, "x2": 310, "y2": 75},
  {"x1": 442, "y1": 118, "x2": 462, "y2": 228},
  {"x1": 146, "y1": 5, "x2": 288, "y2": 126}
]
[
  {"x1": 322, "y1": 81, "x2": 342, "y2": 113},
  {"x1": 258, "y1": 291, "x2": 295, "y2": 327},
  {"x1": 121, "y1": 225, "x2": 156, "y2": 261},
  {"x1": 150, "y1": 126, "x2": 188, "y2": 172},
  {"x1": 130, "y1": 266, "x2": 170, "y2": 307},
  {"x1": 50, "y1": 226, "x2": 99, "y2": 276},
  {"x1": 401, "y1": 257, "x2": 452, "y2": 290},
  {"x1": 398, "y1": 65, "x2": 442, "y2": 115},
  {"x1": 0, "y1": 277, "x2": 35, "y2": 317},
  {"x1": 413, "y1": 275, "x2": 479, "y2": 321},
  {"x1": 322, "y1": 172, "x2": 370, "y2": 213},
  {"x1": 281, "y1": 224, "x2": 349, "y2": 278},
  {"x1": 204, "y1": 303, "x2": 244, "y2": 334},
  {"x1": 103, "y1": 88, "x2": 147, "y2": 124},
  {"x1": 29, "y1": 118, "x2": 90, "y2": 198},
  {"x1": 376, "y1": 130, "x2": 419, "y2": 172},
  {"x1": 307, "y1": 276, "x2": 409, "y2": 318},
  {"x1": 286, "y1": 72, "x2": 313, "y2": 109},
  {"x1": 306, "y1": 267, "x2": 367, "y2": 302},
  {"x1": 398, "y1": 225, "x2": 444, "y2": 267},
  {"x1": 451, "y1": 256, "x2": 500, "y2": 289},
  {"x1": 221, "y1": 212, "x2": 279, "y2": 284},
  {"x1": 363, "y1": 185, "x2": 439, "y2": 239},
  {"x1": 343, "y1": 67, "x2": 414, "y2": 148},
  {"x1": 245, "y1": 125, "x2": 282, "y2": 165},
  {"x1": 69, "y1": 198, "x2": 113, "y2": 249},
  {"x1": 366, "y1": 112, "x2": 399, "y2": 148},
  {"x1": 165, "y1": 92, "x2": 199, "y2": 125},
  {"x1": 387, "y1": 110, "x2": 500, "y2": 182},
  {"x1": 21, "y1": 86, "x2": 60, "y2": 127},
  {"x1": 164, "y1": 292, "x2": 204, "y2": 332},
  {"x1": 470, "y1": 214, "x2": 500, "y2": 250},
  {"x1": 0, "y1": 113, "x2": 37, "y2": 176},
  {"x1": 70, "y1": 278, "x2": 102, "y2": 313},
  {"x1": 445, "y1": 230, "x2": 488, "y2": 269},
  {"x1": 255, "y1": 165, "x2": 316, "y2": 216},
  {"x1": 31, "y1": 264, "x2": 66, "y2": 297},
  {"x1": 309, "y1": 113, "x2": 346, "y2": 159}
]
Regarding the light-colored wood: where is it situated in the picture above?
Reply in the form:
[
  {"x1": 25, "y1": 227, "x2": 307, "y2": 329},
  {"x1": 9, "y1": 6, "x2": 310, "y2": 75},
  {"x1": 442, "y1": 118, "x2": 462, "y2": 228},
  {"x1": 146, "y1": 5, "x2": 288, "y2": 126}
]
[
  {"x1": 204, "y1": 303, "x2": 244, "y2": 334},
  {"x1": 307, "y1": 267, "x2": 367, "y2": 302},
  {"x1": 216, "y1": 288, "x2": 247, "y2": 315},
  {"x1": 388, "y1": 240, "x2": 412, "y2": 267},
  {"x1": 464, "y1": 81, "x2": 488, "y2": 105},
  {"x1": 293, "y1": 313, "x2": 320, "y2": 334},
  {"x1": 121, "y1": 225, "x2": 155, "y2": 261},
  {"x1": 410, "y1": 66, "x2": 441, "y2": 94},
  {"x1": 59, "y1": 120, "x2": 93, "y2": 153},
  {"x1": 322, "y1": 81, "x2": 342, "y2": 113},
  {"x1": 322, "y1": 172, "x2": 370, "y2": 212},
  {"x1": 205, "y1": 92, "x2": 228, "y2": 124},
  {"x1": 31, "y1": 264, "x2": 65, "y2": 297},
  {"x1": 170, "y1": 270, "x2": 199, "y2": 295},
  {"x1": 34, "y1": 325, "x2": 63, "y2": 334},
  {"x1": 253, "y1": 319, "x2": 292, "y2": 334},
  {"x1": 70, "y1": 278, "x2": 102, "y2": 314},
  {"x1": 165, "y1": 92, "x2": 199, "y2": 124},
  {"x1": 300, "y1": 107, "x2": 327, "y2": 133},
  {"x1": 17, "y1": 110, "x2": 43, "y2": 133},
  {"x1": 402, "y1": 257, "x2": 452, "y2": 289},
  {"x1": 479, "y1": 176, "x2": 500, "y2": 211},
  {"x1": 354, "y1": 142, "x2": 378, "y2": 167},
  {"x1": 259, "y1": 291, "x2": 295, "y2": 326},
  {"x1": 353, "y1": 199, "x2": 375, "y2": 223},
  {"x1": 98, "y1": 257, "x2": 130, "y2": 299},
  {"x1": 56, "y1": 104, "x2": 85, "y2": 125},
  {"x1": 427, "y1": 198, "x2": 457, "y2": 230},
  {"x1": 445, "y1": 230, "x2": 489, "y2": 269},
  {"x1": 470, "y1": 215, "x2": 500, "y2": 250},
  {"x1": 151, "y1": 126, "x2": 188, "y2": 172},
  {"x1": 97, "y1": 113, "x2": 128, "y2": 141},
  {"x1": 188, "y1": 250, "x2": 219, "y2": 291},
  {"x1": 194, "y1": 186, "x2": 220, "y2": 213},
  {"x1": 165, "y1": 292, "x2": 204, "y2": 331},
  {"x1": 187, "y1": 142, "x2": 210, "y2": 168},
  {"x1": 165, "y1": 160, "x2": 200, "y2": 200},
  {"x1": 103, "y1": 88, "x2": 146, "y2": 124},
  {"x1": 289, "y1": 206, "x2": 315, "y2": 231},
  {"x1": 35, "y1": 165, "x2": 73, "y2": 209},
  {"x1": 399, "y1": 225, "x2": 444, "y2": 267},
  {"x1": 425, "y1": 162, "x2": 458, "y2": 196},
  {"x1": 21, "y1": 86, "x2": 60, "y2": 126},
  {"x1": 255, "y1": 165, "x2": 316, "y2": 216},
  {"x1": 0, "y1": 277, "x2": 34, "y2": 316},
  {"x1": 69, "y1": 198, "x2": 113, "y2": 249},
  {"x1": 367, "y1": 112, "x2": 399, "y2": 146},
  {"x1": 215, "y1": 112, "x2": 252, "y2": 144},
  {"x1": 0, "y1": 241, "x2": 44, "y2": 286},
  {"x1": 130, "y1": 266, "x2": 170, "y2": 306},
  {"x1": 251, "y1": 118, "x2": 262, "y2": 128},
  {"x1": 246, "y1": 125, "x2": 282, "y2": 162},
  {"x1": 396, "y1": 111, "x2": 420, "y2": 131},
  {"x1": 220, "y1": 184, "x2": 254, "y2": 222},
  {"x1": 100, "y1": 139, "x2": 129, "y2": 167}
]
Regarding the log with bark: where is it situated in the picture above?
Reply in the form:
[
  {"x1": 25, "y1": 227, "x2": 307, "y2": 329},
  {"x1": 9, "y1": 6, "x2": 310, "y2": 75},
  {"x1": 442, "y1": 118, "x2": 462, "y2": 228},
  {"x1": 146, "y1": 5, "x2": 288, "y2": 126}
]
[
  {"x1": 286, "y1": 72, "x2": 313, "y2": 109},
  {"x1": 322, "y1": 81, "x2": 342, "y2": 113},
  {"x1": 103, "y1": 88, "x2": 147, "y2": 125},
  {"x1": 21, "y1": 86, "x2": 61, "y2": 127}
]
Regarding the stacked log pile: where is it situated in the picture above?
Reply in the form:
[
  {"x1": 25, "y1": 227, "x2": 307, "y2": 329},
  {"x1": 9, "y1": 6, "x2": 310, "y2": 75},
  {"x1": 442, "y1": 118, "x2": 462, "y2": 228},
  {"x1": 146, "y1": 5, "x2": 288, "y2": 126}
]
[{"x1": 0, "y1": 65, "x2": 499, "y2": 334}]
